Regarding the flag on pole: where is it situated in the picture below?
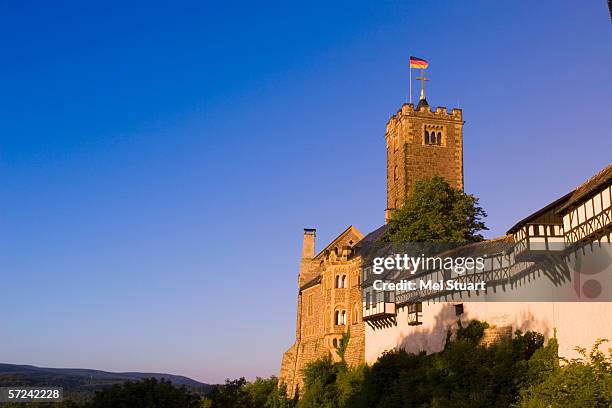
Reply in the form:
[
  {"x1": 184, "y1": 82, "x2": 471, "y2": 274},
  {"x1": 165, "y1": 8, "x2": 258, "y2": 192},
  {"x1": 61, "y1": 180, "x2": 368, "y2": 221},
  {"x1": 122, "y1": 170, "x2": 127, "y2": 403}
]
[{"x1": 409, "y1": 56, "x2": 428, "y2": 69}]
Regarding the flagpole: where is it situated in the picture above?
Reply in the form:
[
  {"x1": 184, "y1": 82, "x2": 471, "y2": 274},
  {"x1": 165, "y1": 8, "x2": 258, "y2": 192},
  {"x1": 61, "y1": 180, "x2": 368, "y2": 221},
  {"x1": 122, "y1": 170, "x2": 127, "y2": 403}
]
[{"x1": 409, "y1": 64, "x2": 412, "y2": 105}]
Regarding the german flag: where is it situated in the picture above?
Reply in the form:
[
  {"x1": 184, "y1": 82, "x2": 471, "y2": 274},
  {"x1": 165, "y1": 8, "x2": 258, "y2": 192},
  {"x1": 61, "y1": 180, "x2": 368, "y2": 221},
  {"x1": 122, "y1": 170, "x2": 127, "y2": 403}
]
[{"x1": 409, "y1": 56, "x2": 428, "y2": 69}]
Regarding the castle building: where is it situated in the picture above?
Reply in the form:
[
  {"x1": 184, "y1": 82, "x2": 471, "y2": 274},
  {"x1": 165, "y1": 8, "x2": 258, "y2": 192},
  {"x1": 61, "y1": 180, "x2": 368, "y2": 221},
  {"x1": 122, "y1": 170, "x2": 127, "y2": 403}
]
[
  {"x1": 279, "y1": 90, "x2": 467, "y2": 396},
  {"x1": 363, "y1": 163, "x2": 612, "y2": 362},
  {"x1": 279, "y1": 80, "x2": 612, "y2": 397}
]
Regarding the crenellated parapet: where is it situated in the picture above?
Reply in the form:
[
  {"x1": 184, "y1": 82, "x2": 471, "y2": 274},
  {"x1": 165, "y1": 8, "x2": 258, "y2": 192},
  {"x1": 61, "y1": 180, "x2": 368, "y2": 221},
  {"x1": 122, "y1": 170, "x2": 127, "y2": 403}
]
[{"x1": 386, "y1": 103, "x2": 463, "y2": 136}]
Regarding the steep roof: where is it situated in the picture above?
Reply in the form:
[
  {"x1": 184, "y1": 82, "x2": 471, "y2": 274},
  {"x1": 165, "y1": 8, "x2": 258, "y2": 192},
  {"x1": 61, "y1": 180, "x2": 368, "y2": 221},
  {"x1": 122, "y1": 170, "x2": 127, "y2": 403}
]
[
  {"x1": 506, "y1": 163, "x2": 612, "y2": 234},
  {"x1": 353, "y1": 224, "x2": 389, "y2": 253},
  {"x1": 506, "y1": 192, "x2": 573, "y2": 234},
  {"x1": 557, "y1": 163, "x2": 612, "y2": 213},
  {"x1": 299, "y1": 275, "x2": 322, "y2": 292},
  {"x1": 313, "y1": 225, "x2": 363, "y2": 261},
  {"x1": 416, "y1": 98, "x2": 429, "y2": 111}
]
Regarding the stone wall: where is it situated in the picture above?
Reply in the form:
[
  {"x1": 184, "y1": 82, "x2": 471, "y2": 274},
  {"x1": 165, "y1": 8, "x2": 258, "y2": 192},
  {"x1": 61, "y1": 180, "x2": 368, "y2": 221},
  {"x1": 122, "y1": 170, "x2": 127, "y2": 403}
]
[
  {"x1": 279, "y1": 227, "x2": 365, "y2": 398},
  {"x1": 385, "y1": 103, "x2": 464, "y2": 221}
]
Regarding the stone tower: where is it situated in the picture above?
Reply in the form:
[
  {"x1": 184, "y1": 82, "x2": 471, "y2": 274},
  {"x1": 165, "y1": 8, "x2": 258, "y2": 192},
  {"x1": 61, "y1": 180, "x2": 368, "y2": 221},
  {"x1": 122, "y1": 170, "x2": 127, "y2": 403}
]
[{"x1": 385, "y1": 98, "x2": 464, "y2": 222}]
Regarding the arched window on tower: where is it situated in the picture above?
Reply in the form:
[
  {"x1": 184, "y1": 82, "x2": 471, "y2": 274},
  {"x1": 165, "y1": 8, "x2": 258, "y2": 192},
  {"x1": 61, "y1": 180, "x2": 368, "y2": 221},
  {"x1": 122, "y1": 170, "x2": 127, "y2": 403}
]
[
  {"x1": 437, "y1": 132, "x2": 442, "y2": 145},
  {"x1": 335, "y1": 310, "x2": 340, "y2": 325},
  {"x1": 335, "y1": 275, "x2": 341, "y2": 288},
  {"x1": 341, "y1": 310, "x2": 347, "y2": 325},
  {"x1": 342, "y1": 275, "x2": 347, "y2": 288},
  {"x1": 424, "y1": 130, "x2": 430, "y2": 145}
]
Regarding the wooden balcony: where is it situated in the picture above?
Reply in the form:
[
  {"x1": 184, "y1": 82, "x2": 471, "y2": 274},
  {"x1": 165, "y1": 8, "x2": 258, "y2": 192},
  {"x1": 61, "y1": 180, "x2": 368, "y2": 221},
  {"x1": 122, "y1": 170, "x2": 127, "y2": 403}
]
[
  {"x1": 513, "y1": 223, "x2": 566, "y2": 261},
  {"x1": 363, "y1": 301, "x2": 396, "y2": 320}
]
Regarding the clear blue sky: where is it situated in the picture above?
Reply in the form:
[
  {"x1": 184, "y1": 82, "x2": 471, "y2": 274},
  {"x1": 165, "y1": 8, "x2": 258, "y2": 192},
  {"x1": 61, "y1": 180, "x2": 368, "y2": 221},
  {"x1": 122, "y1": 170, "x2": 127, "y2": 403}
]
[{"x1": 0, "y1": 1, "x2": 610, "y2": 383}]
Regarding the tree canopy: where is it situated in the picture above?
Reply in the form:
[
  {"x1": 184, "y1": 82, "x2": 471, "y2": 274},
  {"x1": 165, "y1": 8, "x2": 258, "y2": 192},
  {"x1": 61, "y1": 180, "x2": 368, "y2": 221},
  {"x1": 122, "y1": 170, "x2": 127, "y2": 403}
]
[
  {"x1": 383, "y1": 176, "x2": 487, "y2": 243},
  {"x1": 88, "y1": 378, "x2": 201, "y2": 408}
]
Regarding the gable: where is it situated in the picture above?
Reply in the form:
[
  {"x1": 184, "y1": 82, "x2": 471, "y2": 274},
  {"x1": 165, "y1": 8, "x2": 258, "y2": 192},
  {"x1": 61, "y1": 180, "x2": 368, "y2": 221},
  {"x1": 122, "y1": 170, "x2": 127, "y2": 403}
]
[{"x1": 313, "y1": 225, "x2": 364, "y2": 262}]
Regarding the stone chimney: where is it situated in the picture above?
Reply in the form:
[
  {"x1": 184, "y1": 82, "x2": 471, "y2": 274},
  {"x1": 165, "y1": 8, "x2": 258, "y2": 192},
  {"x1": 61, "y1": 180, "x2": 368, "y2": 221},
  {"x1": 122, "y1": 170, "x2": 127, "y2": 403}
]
[
  {"x1": 298, "y1": 228, "x2": 316, "y2": 287},
  {"x1": 302, "y1": 228, "x2": 316, "y2": 259}
]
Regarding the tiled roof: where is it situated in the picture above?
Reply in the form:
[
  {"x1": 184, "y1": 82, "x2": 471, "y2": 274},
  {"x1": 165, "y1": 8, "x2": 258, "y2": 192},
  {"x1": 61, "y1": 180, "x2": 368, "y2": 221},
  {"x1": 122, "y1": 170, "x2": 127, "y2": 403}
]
[
  {"x1": 299, "y1": 275, "x2": 321, "y2": 292},
  {"x1": 506, "y1": 192, "x2": 572, "y2": 234},
  {"x1": 557, "y1": 163, "x2": 612, "y2": 213}
]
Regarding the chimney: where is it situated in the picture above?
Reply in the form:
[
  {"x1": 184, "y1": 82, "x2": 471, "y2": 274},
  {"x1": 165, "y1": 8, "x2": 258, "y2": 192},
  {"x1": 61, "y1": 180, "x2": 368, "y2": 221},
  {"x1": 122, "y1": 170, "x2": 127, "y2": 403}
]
[{"x1": 302, "y1": 228, "x2": 316, "y2": 259}]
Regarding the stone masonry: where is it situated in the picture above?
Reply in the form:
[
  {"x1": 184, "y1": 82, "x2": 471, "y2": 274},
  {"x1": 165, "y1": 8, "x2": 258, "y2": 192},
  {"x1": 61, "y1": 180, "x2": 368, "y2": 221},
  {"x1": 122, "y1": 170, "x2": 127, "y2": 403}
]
[{"x1": 279, "y1": 97, "x2": 465, "y2": 397}]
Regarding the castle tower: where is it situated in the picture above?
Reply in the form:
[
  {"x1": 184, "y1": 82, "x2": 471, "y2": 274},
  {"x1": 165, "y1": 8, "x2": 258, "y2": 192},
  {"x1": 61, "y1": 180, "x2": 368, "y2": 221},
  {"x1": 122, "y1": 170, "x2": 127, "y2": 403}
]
[{"x1": 385, "y1": 96, "x2": 464, "y2": 222}]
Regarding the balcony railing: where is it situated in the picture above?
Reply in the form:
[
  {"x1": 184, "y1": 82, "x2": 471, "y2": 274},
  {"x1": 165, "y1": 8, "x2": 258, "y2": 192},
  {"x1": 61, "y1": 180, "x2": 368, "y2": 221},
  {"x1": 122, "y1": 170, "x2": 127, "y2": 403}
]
[
  {"x1": 513, "y1": 223, "x2": 565, "y2": 261},
  {"x1": 363, "y1": 301, "x2": 396, "y2": 320}
]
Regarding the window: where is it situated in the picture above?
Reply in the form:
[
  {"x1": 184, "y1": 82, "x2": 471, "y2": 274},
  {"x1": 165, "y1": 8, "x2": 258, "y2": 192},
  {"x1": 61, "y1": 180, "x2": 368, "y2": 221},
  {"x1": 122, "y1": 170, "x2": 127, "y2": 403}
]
[
  {"x1": 335, "y1": 309, "x2": 346, "y2": 325},
  {"x1": 352, "y1": 303, "x2": 360, "y2": 324},
  {"x1": 335, "y1": 275, "x2": 341, "y2": 288},
  {"x1": 342, "y1": 275, "x2": 347, "y2": 288},
  {"x1": 307, "y1": 294, "x2": 313, "y2": 316},
  {"x1": 425, "y1": 126, "x2": 443, "y2": 145},
  {"x1": 454, "y1": 303, "x2": 464, "y2": 316}
]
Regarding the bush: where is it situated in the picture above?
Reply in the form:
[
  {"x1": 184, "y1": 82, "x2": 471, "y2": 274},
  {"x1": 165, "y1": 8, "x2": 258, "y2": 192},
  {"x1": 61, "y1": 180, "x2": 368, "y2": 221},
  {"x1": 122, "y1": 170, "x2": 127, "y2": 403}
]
[
  {"x1": 298, "y1": 320, "x2": 551, "y2": 408},
  {"x1": 202, "y1": 376, "x2": 294, "y2": 408},
  {"x1": 516, "y1": 338, "x2": 612, "y2": 407}
]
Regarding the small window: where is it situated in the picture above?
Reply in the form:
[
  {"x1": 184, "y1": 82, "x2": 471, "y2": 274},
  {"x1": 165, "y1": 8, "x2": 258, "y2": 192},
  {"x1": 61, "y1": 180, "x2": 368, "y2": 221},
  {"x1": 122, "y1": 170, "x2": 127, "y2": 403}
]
[
  {"x1": 335, "y1": 310, "x2": 340, "y2": 325},
  {"x1": 335, "y1": 275, "x2": 341, "y2": 288},
  {"x1": 307, "y1": 294, "x2": 313, "y2": 316},
  {"x1": 341, "y1": 310, "x2": 347, "y2": 325},
  {"x1": 454, "y1": 304, "x2": 464, "y2": 316},
  {"x1": 333, "y1": 338, "x2": 338, "y2": 347},
  {"x1": 342, "y1": 275, "x2": 347, "y2": 288},
  {"x1": 425, "y1": 127, "x2": 443, "y2": 145}
]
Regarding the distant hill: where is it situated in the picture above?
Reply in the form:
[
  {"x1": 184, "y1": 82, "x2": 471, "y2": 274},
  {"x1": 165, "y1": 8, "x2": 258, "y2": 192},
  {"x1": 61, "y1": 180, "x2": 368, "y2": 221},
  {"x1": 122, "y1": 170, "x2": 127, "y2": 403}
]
[{"x1": 0, "y1": 363, "x2": 212, "y2": 403}]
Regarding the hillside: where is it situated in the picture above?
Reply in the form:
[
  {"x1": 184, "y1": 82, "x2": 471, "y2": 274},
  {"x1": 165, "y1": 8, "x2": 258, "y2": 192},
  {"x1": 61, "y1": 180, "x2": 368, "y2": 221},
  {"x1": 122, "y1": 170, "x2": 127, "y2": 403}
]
[{"x1": 0, "y1": 363, "x2": 212, "y2": 403}]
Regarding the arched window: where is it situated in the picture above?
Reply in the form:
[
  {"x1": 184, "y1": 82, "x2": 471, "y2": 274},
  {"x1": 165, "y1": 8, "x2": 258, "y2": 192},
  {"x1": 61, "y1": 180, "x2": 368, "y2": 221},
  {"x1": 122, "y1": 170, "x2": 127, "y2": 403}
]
[
  {"x1": 424, "y1": 130, "x2": 430, "y2": 144},
  {"x1": 341, "y1": 310, "x2": 347, "y2": 325},
  {"x1": 437, "y1": 132, "x2": 442, "y2": 145},
  {"x1": 342, "y1": 275, "x2": 347, "y2": 288},
  {"x1": 335, "y1": 275, "x2": 341, "y2": 288},
  {"x1": 352, "y1": 303, "x2": 359, "y2": 324},
  {"x1": 335, "y1": 310, "x2": 340, "y2": 325}
]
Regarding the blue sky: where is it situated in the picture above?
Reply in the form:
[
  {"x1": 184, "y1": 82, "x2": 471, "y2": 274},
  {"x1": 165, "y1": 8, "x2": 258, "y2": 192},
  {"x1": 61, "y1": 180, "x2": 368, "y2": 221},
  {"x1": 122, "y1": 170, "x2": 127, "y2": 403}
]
[{"x1": 0, "y1": 1, "x2": 610, "y2": 383}]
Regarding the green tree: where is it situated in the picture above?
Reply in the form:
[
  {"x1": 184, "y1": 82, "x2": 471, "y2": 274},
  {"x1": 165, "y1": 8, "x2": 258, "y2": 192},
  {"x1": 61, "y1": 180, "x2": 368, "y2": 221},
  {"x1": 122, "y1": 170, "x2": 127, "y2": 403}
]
[
  {"x1": 88, "y1": 378, "x2": 201, "y2": 408},
  {"x1": 243, "y1": 377, "x2": 278, "y2": 407},
  {"x1": 204, "y1": 378, "x2": 250, "y2": 408},
  {"x1": 383, "y1": 176, "x2": 487, "y2": 243},
  {"x1": 297, "y1": 320, "x2": 550, "y2": 408},
  {"x1": 298, "y1": 357, "x2": 345, "y2": 408},
  {"x1": 516, "y1": 338, "x2": 612, "y2": 408},
  {"x1": 202, "y1": 376, "x2": 294, "y2": 408},
  {"x1": 335, "y1": 329, "x2": 351, "y2": 362}
]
